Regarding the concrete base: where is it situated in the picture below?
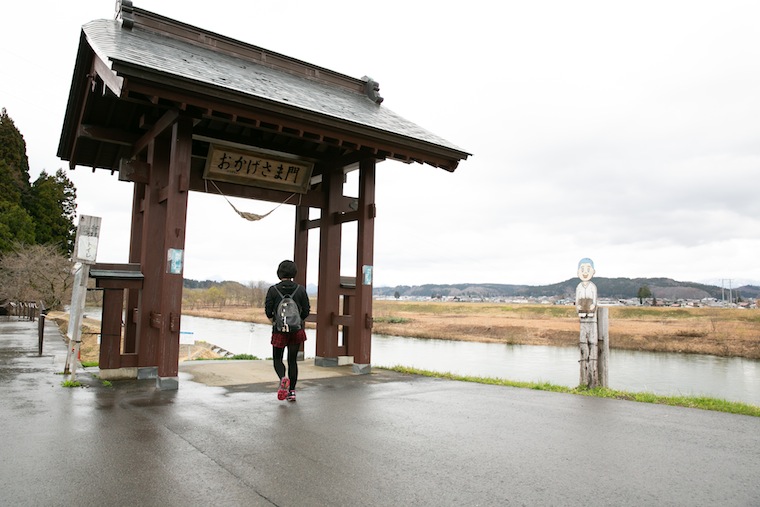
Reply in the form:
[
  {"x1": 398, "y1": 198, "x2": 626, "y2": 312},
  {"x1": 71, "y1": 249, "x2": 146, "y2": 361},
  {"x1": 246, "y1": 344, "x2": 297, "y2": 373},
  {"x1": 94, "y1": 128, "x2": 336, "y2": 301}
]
[
  {"x1": 99, "y1": 367, "x2": 138, "y2": 380},
  {"x1": 137, "y1": 366, "x2": 158, "y2": 380},
  {"x1": 156, "y1": 376, "x2": 179, "y2": 390},
  {"x1": 338, "y1": 355, "x2": 354, "y2": 366},
  {"x1": 352, "y1": 363, "x2": 371, "y2": 375},
  {"x1": 314, "y1": 356, "x2": 338, "y2": 367}
]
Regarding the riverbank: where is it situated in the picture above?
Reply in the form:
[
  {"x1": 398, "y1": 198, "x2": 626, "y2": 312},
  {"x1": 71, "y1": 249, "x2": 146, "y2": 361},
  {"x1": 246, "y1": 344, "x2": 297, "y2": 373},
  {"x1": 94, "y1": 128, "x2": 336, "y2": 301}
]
[
  {"x1": 42, "y1": 307, "x2": 760, "y2": 410},
  {"x1": 184, "y1": 301, "x2": 760, "y2": 360},
  {"x1": 48, "y1": 301, "x2": 760, "y2": 364}
]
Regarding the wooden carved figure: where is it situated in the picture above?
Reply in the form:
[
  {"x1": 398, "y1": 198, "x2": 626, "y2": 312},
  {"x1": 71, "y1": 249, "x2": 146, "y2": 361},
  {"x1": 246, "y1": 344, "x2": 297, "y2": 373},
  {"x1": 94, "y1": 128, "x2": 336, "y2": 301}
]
[{"x1": 575, "y1": 257, "x2": 599, "y2": 387}]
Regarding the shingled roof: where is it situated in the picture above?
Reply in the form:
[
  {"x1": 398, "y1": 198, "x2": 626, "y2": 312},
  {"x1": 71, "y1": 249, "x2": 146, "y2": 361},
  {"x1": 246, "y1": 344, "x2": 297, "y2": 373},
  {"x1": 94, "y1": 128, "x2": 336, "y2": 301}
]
[{"x1": 58, "y1": 3, "x2": 470, "y2": 174}]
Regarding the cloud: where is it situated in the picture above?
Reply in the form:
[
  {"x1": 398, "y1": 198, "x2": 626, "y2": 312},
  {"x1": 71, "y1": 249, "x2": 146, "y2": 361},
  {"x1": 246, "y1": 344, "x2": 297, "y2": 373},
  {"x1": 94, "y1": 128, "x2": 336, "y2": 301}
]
[{"x1": 2, "y1": 0, "x2": 759, "y2": 288}]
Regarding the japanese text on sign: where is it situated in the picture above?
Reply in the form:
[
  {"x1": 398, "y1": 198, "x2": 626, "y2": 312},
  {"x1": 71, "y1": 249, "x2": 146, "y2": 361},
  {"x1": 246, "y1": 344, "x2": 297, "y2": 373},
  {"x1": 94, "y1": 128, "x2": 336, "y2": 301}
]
[
  {"x1": 204, "y1": 144, "x2": 314, "y2": 193},
  {"x1": 74, "y1": 215, "x2": 101, "y2": 264}
]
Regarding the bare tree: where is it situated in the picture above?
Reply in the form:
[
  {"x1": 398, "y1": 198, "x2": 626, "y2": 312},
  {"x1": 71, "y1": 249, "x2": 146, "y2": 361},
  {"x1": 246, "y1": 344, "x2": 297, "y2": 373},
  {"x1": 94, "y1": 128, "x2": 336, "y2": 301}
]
[
  {"x1": 0, "y1": 243, "x2": 74, "y2": 310},
  {"x1": 247, "y1": 280, "x2": 268, "y2": 307}
]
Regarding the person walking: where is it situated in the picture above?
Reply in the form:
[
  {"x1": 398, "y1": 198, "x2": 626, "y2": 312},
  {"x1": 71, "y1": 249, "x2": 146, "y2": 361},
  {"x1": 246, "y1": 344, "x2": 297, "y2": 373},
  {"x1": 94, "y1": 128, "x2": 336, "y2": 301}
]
[{"x1": 265, "y1": 260, "x2": 310, "y2": 401}]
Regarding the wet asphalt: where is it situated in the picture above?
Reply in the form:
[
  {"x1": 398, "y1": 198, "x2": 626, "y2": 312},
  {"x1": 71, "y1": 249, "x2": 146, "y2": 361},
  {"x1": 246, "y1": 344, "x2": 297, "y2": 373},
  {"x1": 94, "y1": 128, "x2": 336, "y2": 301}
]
[{"x1": 1, "y1": 318, "x2": 759, "y2": 506}]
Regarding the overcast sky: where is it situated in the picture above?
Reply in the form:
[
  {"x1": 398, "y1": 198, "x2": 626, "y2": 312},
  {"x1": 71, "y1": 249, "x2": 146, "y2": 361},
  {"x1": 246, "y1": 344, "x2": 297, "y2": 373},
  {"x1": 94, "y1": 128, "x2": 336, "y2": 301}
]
[{"x1": 2, "y1": 1, "x2": 758, "y2": 288}]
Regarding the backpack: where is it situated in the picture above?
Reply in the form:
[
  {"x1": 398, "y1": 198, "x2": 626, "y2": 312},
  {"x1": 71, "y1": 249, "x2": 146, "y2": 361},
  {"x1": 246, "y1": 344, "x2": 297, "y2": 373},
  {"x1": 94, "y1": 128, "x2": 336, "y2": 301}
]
[{"x1": 273, "y1": 285, "x2": 303, "y2": 332}]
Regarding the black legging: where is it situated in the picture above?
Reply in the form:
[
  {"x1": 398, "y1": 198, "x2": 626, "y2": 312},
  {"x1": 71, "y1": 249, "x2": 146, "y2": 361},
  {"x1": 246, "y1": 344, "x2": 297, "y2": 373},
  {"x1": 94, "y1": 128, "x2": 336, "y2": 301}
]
[{"x1": 273, "y1": 342, "x2": 299, "y2": 390}]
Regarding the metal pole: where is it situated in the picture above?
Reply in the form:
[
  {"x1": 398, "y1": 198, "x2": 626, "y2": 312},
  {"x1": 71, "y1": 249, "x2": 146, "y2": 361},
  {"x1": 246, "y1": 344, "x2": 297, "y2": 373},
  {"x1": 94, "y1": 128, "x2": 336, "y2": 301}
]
[{"x1": 37, "y1": 305, "x2": 45, "y2": 356}]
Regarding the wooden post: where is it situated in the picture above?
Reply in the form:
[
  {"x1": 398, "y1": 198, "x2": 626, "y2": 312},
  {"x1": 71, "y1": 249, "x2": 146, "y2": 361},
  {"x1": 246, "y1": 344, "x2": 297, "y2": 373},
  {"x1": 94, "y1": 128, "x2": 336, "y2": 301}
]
[
  {"x1": 293, "y1": 204, "x2": 310, "y2": 361},
  {"x1": 578, "y1": 317, "x2": 599, "y2": 388},
  {"x1": 124, "y1": 182, "x2": 146, "y2": 355},
  {"x1": 155, "y1": 117, "x2": 192, "y2": 390},
  {"x1": 136, "y1": 138, "x2": 169, "y2": 371},
  {"x1": 597, "y1": 306, "x2": 609, "y2": 388},
  {"x1": 351, "y1": 158, "x2": 376, "y2": 374},
  {"x1": 315, "y1": 167, "x2": 342, "y2": 366}
]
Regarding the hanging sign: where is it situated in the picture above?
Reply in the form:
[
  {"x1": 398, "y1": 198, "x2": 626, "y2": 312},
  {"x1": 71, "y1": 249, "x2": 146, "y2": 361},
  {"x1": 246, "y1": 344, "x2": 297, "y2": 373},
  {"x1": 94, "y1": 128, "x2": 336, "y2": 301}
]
[
  {"x1": 204, "y1": 144, "x2": 314, "y2": 194},
  {"x1": 73, "y1": 215, "x2": 101, "y2": 264}
]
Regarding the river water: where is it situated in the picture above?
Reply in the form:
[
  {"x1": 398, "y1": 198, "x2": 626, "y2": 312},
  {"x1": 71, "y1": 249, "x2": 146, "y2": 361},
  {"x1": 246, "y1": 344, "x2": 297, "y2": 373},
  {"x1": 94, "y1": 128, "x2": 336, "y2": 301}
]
[{"x1": 178, "y1": 315, "x2": 760, "y2": 406}]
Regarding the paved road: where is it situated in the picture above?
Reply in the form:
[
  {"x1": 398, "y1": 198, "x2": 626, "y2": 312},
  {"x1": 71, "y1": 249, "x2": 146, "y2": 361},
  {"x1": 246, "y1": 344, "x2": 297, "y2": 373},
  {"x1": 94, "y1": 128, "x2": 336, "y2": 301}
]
[{"x1": 1, "y1": 318, "x2": 758, "y2": 506}]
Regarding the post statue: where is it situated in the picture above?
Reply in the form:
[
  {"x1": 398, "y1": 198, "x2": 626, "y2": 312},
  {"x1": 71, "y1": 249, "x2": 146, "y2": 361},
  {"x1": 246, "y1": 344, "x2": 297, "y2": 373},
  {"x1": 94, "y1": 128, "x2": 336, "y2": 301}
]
[{"x1": 575, "y1": 257, "x2": 599, "y2": 388}]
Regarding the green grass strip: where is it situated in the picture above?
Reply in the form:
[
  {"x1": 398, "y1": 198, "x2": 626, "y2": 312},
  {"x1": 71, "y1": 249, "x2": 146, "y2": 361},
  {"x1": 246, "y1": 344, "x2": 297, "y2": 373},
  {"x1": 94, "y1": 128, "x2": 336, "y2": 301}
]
[
  {"x1": 385, "y1": 366, "x2": 760, "y2": 417},
  {"x1": 195, "y1": 354, "x2": 261, "y2": 361}
]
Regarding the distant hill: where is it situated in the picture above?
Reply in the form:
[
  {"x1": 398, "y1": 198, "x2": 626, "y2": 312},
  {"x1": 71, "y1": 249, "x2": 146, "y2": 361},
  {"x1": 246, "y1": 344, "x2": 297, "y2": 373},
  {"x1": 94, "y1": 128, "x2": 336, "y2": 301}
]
[
  {"x1": 181, "y1": 277, "x2": 760, "y2": 301},
  {"x1": 373, "y1": 278, "x2": 760, "y2": 301}
]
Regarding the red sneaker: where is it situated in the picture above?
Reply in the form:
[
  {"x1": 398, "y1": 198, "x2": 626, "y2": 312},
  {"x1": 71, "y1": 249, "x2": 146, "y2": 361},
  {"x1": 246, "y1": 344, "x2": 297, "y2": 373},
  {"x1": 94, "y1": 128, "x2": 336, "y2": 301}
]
[
  {"x1": 277, "y1": 377, "x2": 290, "y2": 400},
  {"x1": 286, "y1": 390, "x2": 296, "y2": 402}
]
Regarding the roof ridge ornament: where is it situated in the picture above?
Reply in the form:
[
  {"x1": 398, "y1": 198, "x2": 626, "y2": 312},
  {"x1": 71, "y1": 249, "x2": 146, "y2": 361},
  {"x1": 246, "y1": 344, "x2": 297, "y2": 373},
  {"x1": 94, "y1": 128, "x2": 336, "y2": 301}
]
[
  {"x1": 362, "y1": 76, "x2": 384, "y2": 104},
  {"x1": 115, "y1": 0, "x2": 134, "y2": 29}
]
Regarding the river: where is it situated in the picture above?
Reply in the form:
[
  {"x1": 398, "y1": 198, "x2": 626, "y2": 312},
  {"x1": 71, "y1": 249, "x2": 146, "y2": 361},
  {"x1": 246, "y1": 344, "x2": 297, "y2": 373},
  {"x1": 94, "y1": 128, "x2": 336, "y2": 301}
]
[{"x1": 178, "y1": 314, "x2": 760, "y2": 406}]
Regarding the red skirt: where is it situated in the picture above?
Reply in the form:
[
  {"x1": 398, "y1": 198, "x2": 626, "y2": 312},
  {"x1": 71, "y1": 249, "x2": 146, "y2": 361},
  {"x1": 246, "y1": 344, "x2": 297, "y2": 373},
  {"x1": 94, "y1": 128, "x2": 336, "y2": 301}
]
[{"x1": 271, "y1": 329, "x2": 307, "y2": 349}]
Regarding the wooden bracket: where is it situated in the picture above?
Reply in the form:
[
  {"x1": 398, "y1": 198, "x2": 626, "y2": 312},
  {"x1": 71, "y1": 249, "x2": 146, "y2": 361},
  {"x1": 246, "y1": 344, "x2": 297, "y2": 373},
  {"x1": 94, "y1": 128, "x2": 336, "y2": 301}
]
[
  {"x1": 118, "y1": 158, "x2": 150, "y2": 183},
  {"x1": 170, "y1": 312, "x2": 180, "y2": 333},
  {"x1": 149, "y1": 311, "x2": 163, "y2": 329}
]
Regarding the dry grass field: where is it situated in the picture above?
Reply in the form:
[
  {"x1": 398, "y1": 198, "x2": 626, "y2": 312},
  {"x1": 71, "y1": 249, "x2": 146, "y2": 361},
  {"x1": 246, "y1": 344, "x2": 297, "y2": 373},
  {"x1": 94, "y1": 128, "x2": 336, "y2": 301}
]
[
  {"x1": 185, "y1": 300, "x2": 760, "y2": 360},
  {"x1": 50, "y1": 301, "x2": 760, "y2": 363}
]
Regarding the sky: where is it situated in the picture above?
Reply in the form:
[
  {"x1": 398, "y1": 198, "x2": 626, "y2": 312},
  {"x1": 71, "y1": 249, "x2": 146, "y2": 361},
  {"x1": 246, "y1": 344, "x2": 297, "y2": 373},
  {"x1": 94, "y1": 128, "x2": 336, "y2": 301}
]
[{"x1": 1, "y1": 0, "x2": 759, "y2": 288}]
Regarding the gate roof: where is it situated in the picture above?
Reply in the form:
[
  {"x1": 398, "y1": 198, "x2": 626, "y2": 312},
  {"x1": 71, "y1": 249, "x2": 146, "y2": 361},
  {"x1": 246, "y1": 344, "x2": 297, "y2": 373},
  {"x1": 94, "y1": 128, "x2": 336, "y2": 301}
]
[{"x1": 58, "y1": 4, "x2": 469, "y2": 175}]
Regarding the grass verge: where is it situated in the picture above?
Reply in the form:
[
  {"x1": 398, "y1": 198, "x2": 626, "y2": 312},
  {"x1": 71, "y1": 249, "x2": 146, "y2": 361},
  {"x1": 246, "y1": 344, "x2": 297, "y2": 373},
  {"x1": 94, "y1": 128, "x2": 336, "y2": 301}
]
[
  {"x1": 197, "y1": 354, "x2": 261, "y2": 361},
  {"x1": 386, "y1": 366, "x2": 760, "y2": 418}
]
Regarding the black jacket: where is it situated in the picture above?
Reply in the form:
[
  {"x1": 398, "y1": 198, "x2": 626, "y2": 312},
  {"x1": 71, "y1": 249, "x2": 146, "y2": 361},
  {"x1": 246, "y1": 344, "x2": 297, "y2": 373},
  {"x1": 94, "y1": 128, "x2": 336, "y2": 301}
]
[{"x1": 264, "y1": 280, "x2": 311, "y2": 331}]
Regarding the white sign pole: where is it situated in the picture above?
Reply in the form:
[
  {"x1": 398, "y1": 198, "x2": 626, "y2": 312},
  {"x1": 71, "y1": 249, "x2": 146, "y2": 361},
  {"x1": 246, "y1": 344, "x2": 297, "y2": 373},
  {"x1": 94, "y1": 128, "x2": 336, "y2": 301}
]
[{"x1": 63, "y1": 215, "x2": 101, "y2": 380}]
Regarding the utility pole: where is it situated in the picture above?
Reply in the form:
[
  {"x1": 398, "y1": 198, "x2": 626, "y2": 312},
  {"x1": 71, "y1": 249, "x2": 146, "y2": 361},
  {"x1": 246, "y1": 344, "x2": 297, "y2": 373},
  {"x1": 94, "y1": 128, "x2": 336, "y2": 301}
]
[{"x1": 722, "y1": 278, "x2": 734, "y2": 306}]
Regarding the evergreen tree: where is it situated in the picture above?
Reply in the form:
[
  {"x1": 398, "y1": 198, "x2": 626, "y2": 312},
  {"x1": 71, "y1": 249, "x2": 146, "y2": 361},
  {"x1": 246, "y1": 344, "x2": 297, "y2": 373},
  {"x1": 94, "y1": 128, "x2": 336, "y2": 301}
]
[
  {"x1": 637, "y1": 285, "x2": 652, "y2": 305},
  {"x1": 0, "y1": 109, "x2": 31, "y2": 207},
  {"x1": 0, "y1": 109, "x2": 78, "y2": 308},
  {"x1": 0, "y1": 200, "x2": 35, "y2": 252},
  {"x1": 0, "y1": 109, "x2": 78, "y2": 255},
  {"x1": 29, "y1": 169, "x2": 77, "y2": 255}
]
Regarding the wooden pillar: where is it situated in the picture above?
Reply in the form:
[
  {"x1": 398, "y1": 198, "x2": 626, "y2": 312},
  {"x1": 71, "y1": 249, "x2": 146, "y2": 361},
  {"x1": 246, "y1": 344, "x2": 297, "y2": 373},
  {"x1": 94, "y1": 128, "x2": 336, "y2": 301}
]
[
  {"x1": 124, "y1": 182, "x2": 145, "y2": 355},
  {"x1": 351, "y1": 158, "x2": 376, "y2": 373},
  {"x1": 294, "y1": 204, "x2": 309, "y2": 288},
  {"x1": 136, "y1": 139, "x2": 169, "y2": 372},
  {"x1": 315, "y1": 167, "x2": 342, "y2": 365},
  {"x1": 155, "y1": 117, "x2": 192, "y2": 389},
  {"x1": 294, "y1": 204, "x2": 310, "y2": 360}
]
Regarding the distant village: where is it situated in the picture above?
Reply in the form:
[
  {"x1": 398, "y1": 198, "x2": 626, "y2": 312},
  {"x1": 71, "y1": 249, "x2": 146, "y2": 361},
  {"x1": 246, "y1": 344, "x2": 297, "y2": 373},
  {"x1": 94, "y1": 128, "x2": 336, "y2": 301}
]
[
  {"x1": 375, "y1": 294, "x2": 757, "y2": 309},
  {"x1": 372, "y1": 277, "x2": 759, "y2": 309}
]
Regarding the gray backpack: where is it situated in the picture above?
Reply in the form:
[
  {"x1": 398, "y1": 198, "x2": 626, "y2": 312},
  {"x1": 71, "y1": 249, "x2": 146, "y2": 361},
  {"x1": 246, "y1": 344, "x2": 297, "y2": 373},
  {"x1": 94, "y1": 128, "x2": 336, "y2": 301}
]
[{"x1": 273, "y1": 285, "x2": 302, "y2": 332}]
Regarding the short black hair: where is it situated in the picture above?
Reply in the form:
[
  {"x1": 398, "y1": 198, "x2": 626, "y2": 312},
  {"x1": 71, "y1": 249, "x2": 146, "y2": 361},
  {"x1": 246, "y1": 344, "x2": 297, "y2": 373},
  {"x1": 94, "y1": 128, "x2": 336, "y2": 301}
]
[{"x1": 277, "y1": 260, "x2": 297, "y2": 279}]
